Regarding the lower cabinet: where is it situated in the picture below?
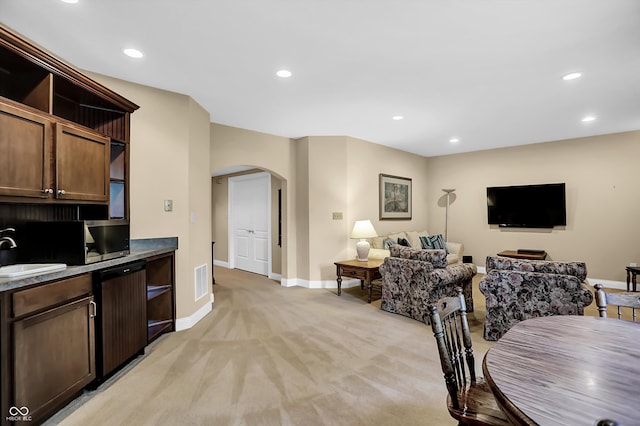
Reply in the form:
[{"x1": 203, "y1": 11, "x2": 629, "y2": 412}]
[
  {"x1": 8, "y1": 274, "x2": 95, "y2": 425},
  {"x1": 0, "y1": 251, "x2": 176, "y2": 425}
]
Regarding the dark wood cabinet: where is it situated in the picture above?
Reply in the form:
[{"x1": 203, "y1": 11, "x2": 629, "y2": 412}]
[
  {"x1": 146, "y1": 253, "x2": 176, "y2": 343},
  {"x1": 0, "y1": 103, "x2": 110, "y2": 204},
  {"x1": 0, "y1": 101, "x2": 52, "y2": 199},
  {"x1": 5, "y1": 274, "x2": 95, "y2": 425},
  {"x1": 0, "y1": 25, "x2": 138, "y2": 219},
  {"x1": 54, "y1": 123, "x2": 110, "y2": 203}
]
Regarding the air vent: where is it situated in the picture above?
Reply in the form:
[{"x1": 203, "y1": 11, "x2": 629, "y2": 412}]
[{"x1": 194, "y1": 264, "x2": 208, "y2": 301}]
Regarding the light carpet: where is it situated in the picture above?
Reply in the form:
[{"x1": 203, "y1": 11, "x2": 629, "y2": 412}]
[{"x1": 50, "y1": 267, "x2": 609, "y2": 425}]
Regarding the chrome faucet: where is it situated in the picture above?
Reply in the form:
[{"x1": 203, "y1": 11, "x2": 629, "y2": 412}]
[
  {"x1": 0, "y1": 228, "x2": 17, "y2": 249},
  {"x1": 0, "y1": 236, "x2": 17, "y2": 249}
]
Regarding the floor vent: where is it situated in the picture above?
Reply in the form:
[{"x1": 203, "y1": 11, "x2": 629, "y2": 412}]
[{"x1": 194, "y1": 264, "x2": 208, "y2": 301}]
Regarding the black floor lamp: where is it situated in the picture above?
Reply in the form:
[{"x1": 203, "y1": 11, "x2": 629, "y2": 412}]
[{"x1": 442, "y1": 188, "x2": 455, "y2": 242}]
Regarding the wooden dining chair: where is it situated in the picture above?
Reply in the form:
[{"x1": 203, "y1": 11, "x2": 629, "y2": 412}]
[
  {"x1": 594, "y1": 283, "x2": 640, "y2": 321},
  {"x1": 428, "y1": 288, "x2": 511, "y2": 426}
]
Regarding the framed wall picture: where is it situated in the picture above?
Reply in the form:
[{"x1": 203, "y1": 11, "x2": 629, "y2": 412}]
[{"x1": 379, "y1": 174, "x2": 412, "y2": 220}]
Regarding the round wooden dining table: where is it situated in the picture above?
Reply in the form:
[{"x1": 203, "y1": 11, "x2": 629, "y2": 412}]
[{"x1": 482, "y1": 315, "x2": 640, "y2": 426}]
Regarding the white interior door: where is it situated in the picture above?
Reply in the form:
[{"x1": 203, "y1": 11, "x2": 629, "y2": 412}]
[{"x1": 229, "y1": 172, "x2": 270, "y2": 276}]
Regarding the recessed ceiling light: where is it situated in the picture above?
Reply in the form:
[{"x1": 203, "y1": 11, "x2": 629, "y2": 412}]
[
  {"x1": 563, "y1": 72, "x2": 582, "y2": 81},
  {"x1": 276, "y1": 69, "x2": 292, "y2": 78},
  {"x1": 581, "y1": 115, "x2": 596, "y2": 122},
  {"x1": 60, "y1": 0, "x2": 79, "y2": 3},
  {"x1": 392, "y1": 115, "x2": 404, "y2": 121},
  {"x1": 449, "y1": 138, "x2": 460, "y2": 143},
  {"x1": 123, "y1": 48, "x2": 144, "y2": 58}
]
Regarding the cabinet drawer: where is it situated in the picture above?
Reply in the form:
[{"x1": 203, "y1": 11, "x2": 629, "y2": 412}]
[{"x1": 12, "y1": 273, "x2": 92, "y2": 318}]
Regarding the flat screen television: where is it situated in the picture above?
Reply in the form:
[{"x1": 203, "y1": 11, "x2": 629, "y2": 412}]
[{"x1": 487, "y1": 183, "x2": 566, "y2": 228}]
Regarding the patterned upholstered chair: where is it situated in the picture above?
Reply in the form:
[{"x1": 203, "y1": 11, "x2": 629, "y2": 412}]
[
  {"x1": 380, "y1": 245, "x2": 477, "y2": 324},
  {"x1": 479, "y1": 256, "x2": 594, "y2": 341}
]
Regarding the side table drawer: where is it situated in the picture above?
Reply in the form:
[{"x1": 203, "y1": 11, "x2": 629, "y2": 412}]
[{"x1": 340, "y1": 267, "x2": 366, "y2": 280}]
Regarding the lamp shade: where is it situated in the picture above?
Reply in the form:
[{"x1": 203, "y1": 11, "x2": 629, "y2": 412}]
[{"x1": 350, "y1": 220, "x2": 378, "y2": 239}]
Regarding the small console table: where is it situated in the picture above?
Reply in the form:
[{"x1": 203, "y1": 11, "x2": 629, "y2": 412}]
[
  {"x1": 498, "y1": 250, "x2": 547, "y2": 261},
  {"x1": 334, "y1": 259, "x2": 383, "y2": 303},
  {"x1": 626, "y1": 266, "x2": 640, "y2": 292}
]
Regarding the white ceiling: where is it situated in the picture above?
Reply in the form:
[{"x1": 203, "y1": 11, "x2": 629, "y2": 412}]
[{"x1": 1, "y1": 0, "x2": 639, "y2": 157}]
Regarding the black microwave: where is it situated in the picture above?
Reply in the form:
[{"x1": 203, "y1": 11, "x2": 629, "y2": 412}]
[{"x1": 22, "y1": 220, "x2": 130, "y2": 265}]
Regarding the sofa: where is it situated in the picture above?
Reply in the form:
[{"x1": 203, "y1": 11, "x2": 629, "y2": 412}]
[
  {"x1": 479, "y1": 256, "x2": 594, "y2": 341},
  {"x1": 379, "y1": 245, "x2": 477, "y2": 324},
  {"x1": 367, "y1": 230, "x2": 464, "y2": 265}
]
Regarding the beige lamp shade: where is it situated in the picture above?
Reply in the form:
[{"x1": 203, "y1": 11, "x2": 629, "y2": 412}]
[{"x1": 351, "y1": 220, "x2": 378, "y2": 261}]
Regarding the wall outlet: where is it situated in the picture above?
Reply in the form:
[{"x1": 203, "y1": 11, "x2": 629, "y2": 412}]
[
  {"x1": 332, "y1": 212, "x2": 343, "y2": 220},
  {"x1": 164, "y1": 199, "x2": 173, "y2": 212}
]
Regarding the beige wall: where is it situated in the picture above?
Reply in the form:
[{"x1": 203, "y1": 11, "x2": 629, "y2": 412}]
[
  {"x1": 87, "y1": 72, "x2": 213, "y2": 320},
  {"x1": 211, "y1": 122, "x2": 639, "y2": 286},
  {"x1": 426, "y1": 130, "x2": 640, "y2": 282},
  {"x1": 211, "y1": 127, "x2": 433, "y2": 284},
  {"x1": 210, "y1": 124, "x2": 295, "y2": 279}
]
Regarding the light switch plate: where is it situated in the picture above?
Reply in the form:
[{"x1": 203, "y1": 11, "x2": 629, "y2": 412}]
[
  {"x1": 164, "y1": 199, "x2": 173, "y2": 212},
  {"x1": 332, "y1": 212, "x2": 343, "y2": 220}
]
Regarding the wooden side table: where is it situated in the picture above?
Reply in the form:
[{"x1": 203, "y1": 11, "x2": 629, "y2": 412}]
[
  {"x1": 626, "y1": 266, "x2": 640, "y2": 291},
  {"x1": 497, "y1": 250, "x2": 547, "y2": 261},
  {"x1": 334, "y1": 259, "x2": 383, "y2": 303}
]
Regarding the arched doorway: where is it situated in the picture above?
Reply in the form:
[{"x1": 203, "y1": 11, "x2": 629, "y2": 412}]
[{"x1": 211, "y1": 166, "x2": 285, "y2": 282}]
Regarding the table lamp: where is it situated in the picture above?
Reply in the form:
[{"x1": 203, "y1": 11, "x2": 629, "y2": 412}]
[{"x1": 350, "y1": 219, "x2": 378, "y2": 261}]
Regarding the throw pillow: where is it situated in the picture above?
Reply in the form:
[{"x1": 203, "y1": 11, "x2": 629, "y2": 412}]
[
  {"x1": 397, "y1": 237, "x2": 411, "y2": 247},
  {"x1": 383, "y1": 238, "x2": 395, "y2": 250},
  {"x1": 421, "y1": 234, "x2": 448, "y2": 253}
]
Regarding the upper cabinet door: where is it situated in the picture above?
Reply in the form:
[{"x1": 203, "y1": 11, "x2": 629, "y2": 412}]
[
  {"x1": 54, "y1": 123, "x2": 110, "y2": 203},
  {"x1": 0, "y1": 102, "x2": 52, "y2": 199}
]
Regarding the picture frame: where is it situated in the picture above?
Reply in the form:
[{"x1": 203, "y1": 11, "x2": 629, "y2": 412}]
[{"x1": 379, "y1": 174, "x2": 412, "y2": 220}]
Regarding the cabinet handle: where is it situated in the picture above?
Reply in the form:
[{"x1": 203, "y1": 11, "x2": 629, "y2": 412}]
[
  {"x1": 57, "y1": 189, "x2": 66, "y2": 195},
  {"x1": 43, "y1": 188, "x2": 53, "y2": 194},
  {"x1": 89, "y1": 301, "x2": 97, "y2": 318}
]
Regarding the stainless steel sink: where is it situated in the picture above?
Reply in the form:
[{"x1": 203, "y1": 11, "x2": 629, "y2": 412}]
[{"x1": 0, "y1": 263, "x2": 67, "y2": 278}]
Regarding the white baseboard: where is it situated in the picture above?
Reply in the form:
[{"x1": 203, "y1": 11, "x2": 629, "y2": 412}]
[
  {"x1": 586, "y1": 278, "x2": 626, "y2": 290},
  {"x1": 269, "y1": 272, "x2": 282, "y2": 281},
  {"x1": 175, "y1": 293, "x2": 214, "y2": 331},
  {"x1": 214, "y1": 259, "x2": 229, "y2": 268},
  {"x1": 280, "y1": 277, "x2": 360, "y2": 289}
]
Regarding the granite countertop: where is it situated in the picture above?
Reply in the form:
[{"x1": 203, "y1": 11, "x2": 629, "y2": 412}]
[{"x1": 0, "y1": 237, "x2": 178, "y2": 293}]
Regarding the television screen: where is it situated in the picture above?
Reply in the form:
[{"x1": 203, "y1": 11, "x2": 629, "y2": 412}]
[{"x1": 487, "y1": 183, "x2": 566, "y2": 228}]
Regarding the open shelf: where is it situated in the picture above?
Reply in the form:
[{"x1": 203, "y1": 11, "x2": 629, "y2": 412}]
[
  {"x1": 147, "y1": 285, "x2": 172, "y2": 300},
  {"x1": 146, "y1": 253, "x2": 175, "y2": 344},
  {"x1": 0, "y1": 47, "x2": 52, "y2": 113},
  {"x1": 147, "y1": 319, "x2": 173, "y2": 342}
]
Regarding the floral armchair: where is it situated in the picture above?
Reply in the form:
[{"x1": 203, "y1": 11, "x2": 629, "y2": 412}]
[
  {"x1": 380, "y1": 245, "x2": 477, "y2": 324},
  {"x1": 479, "y1": 256, "x2": 594, "y2": 341}
]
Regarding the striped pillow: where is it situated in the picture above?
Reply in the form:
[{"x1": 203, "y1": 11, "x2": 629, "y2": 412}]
[{"x1": 420, "y1": 234, "x2": 448, "y2": 253}]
